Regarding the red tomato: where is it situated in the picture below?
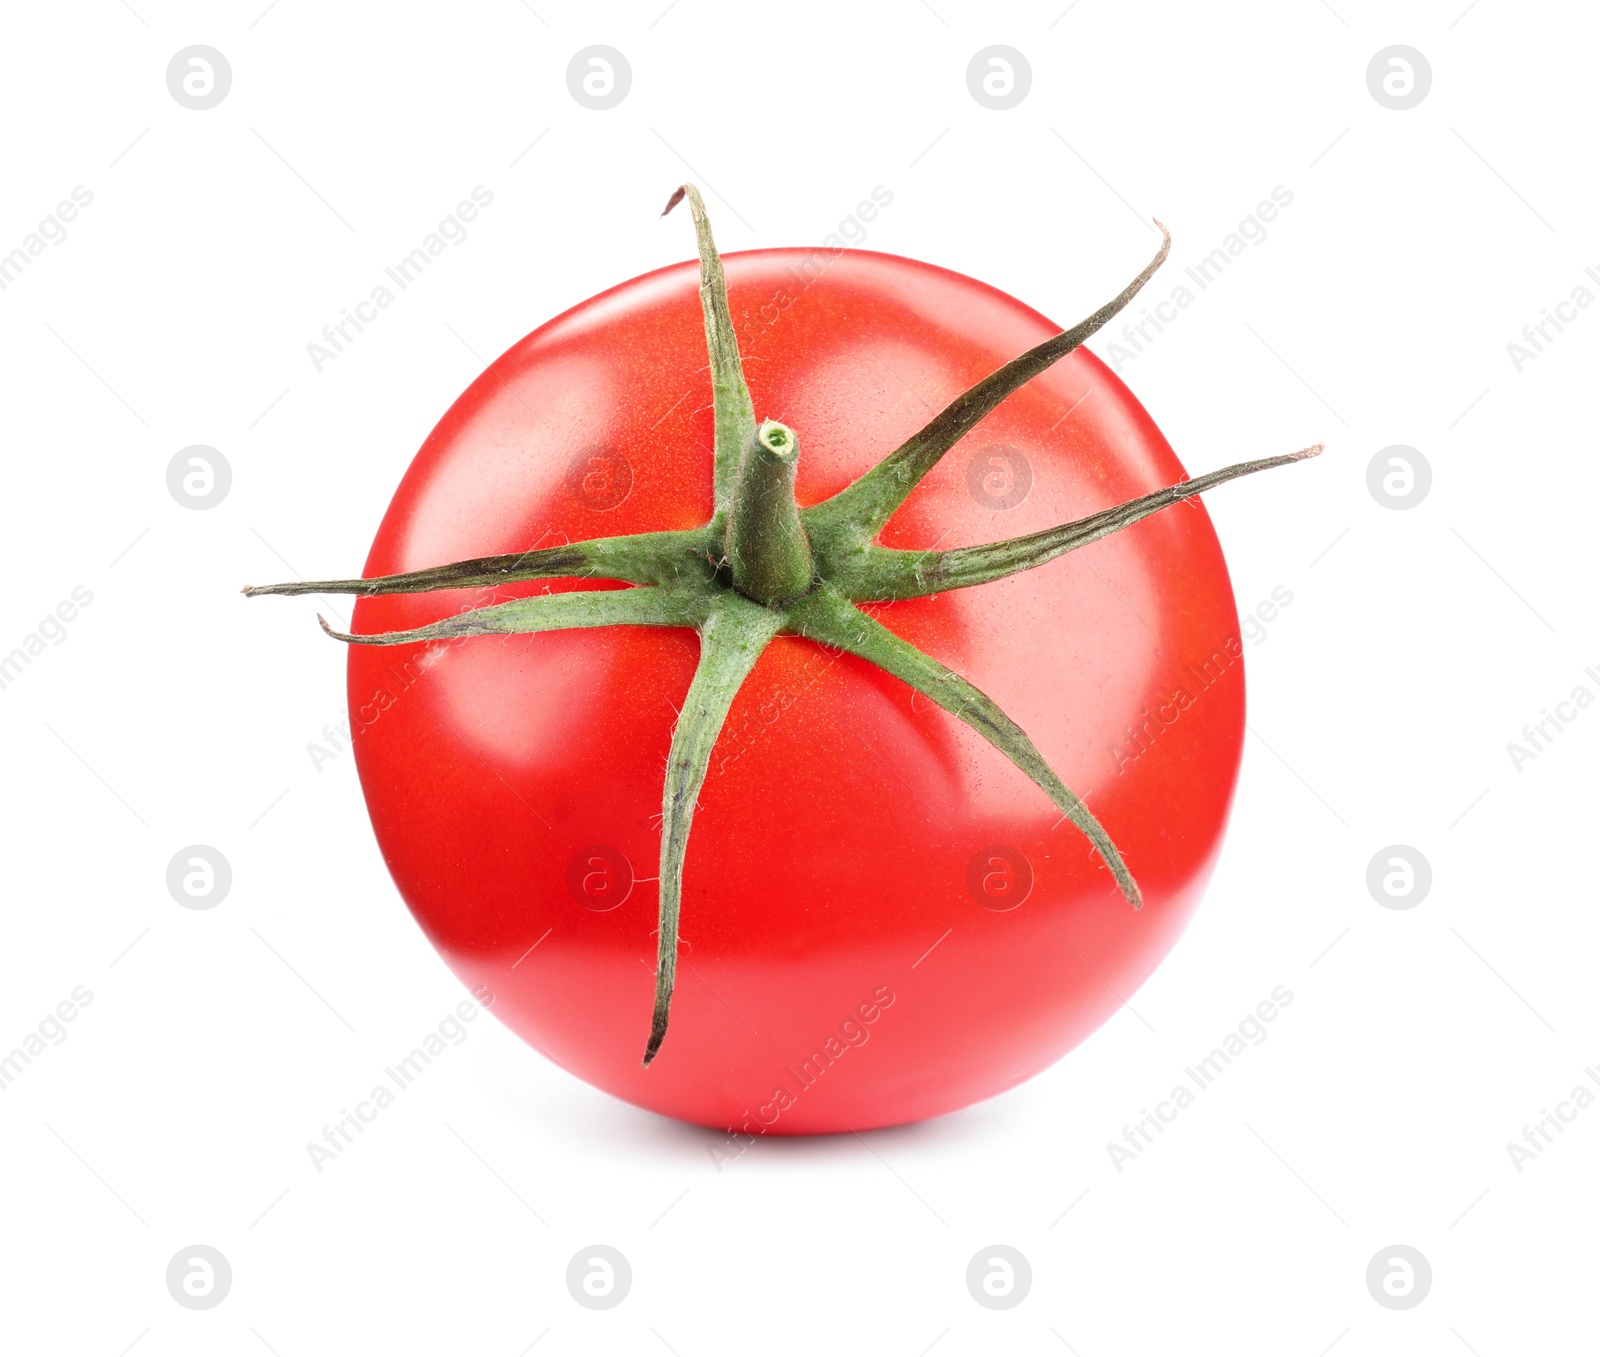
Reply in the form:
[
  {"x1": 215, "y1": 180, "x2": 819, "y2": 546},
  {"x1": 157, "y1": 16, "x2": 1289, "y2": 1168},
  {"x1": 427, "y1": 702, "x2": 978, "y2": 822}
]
[{"x1": 348, "y1": 247, "x2": 1244, "y2": 1133}]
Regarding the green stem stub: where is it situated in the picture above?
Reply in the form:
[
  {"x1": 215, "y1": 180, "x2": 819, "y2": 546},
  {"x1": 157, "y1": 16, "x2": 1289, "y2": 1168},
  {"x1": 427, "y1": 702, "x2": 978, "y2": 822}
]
[
  {"x1": 244, "y1": 184, "x2": 1321, "y2": 1065},
  {"x1": 727, "y1": 420, "x2": 814, "y2": 605}
]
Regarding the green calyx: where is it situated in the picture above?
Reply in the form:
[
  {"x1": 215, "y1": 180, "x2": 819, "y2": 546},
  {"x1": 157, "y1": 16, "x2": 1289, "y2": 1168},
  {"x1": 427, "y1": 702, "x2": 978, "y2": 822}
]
[{"x1": 245, "y1": 182, "x2": 1322, "y2": 1066}]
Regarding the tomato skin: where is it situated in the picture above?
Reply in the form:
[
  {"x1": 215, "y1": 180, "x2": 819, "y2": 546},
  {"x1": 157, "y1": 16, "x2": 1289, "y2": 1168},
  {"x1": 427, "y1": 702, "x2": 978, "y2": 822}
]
[{"x1": 348, "y1": 247, "x2": 1245, "y2": 1133}]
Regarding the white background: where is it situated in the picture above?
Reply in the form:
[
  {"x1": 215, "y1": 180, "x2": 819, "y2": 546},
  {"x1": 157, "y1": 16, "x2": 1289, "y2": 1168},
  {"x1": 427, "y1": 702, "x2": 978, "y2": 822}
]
[{"x1": 1, "y1": 1, "x2": 1595, "y2": 1353}]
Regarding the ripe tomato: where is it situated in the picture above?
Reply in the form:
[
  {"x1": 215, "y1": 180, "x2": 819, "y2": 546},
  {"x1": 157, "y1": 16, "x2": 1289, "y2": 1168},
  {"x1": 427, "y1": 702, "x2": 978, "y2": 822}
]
[{"x1": 347, "y1": 246, "x2": 1244, "y2": 1133}]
